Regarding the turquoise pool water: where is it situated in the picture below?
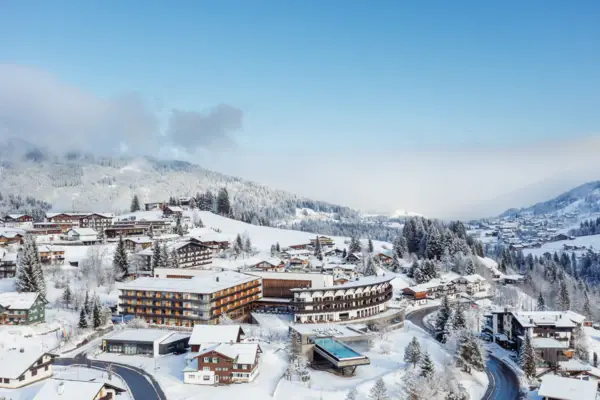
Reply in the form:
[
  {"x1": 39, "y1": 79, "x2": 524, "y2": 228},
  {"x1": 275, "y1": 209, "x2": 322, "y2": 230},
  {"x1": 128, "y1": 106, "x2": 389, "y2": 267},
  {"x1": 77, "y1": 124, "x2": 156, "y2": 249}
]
[{"x1": 314, "y1": 338, "x2": 362, "y2": 359}]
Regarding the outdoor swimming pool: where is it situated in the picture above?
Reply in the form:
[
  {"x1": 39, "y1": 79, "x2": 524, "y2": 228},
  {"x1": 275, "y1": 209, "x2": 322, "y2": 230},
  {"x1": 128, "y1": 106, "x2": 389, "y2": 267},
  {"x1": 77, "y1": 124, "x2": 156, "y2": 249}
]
[{"x1": 314, "y1": 338, "x2": 363, "y2": 360}]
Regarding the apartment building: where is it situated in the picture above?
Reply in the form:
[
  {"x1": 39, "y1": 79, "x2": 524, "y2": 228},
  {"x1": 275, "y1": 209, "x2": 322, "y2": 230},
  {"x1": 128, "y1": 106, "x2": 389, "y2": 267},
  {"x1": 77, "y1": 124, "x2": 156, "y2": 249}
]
[
  {"x1": 118, "y1": 271, "x2": 262, "y2": 327},
  {"x1": 137, "y1": 240, "x2": 212, "y2": 269}
]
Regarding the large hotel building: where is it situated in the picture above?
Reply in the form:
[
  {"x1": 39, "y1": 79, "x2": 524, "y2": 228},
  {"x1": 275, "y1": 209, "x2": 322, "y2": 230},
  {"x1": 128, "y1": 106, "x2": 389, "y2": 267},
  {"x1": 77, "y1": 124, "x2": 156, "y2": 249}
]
[{"x1": 118, "y1": 271, "x2": 262, "y2": 326}]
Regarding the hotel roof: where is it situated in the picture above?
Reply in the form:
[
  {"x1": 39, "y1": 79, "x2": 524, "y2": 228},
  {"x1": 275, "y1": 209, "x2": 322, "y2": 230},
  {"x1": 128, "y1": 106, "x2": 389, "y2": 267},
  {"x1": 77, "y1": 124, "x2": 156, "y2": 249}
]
[{"x1": 290, "y1": 274, "x2": 393, "y2": 292}]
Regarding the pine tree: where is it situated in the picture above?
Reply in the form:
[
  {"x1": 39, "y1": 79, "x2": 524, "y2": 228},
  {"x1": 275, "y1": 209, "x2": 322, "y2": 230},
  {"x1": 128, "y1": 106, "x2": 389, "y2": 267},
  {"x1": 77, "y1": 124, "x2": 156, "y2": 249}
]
[
  {"x1": 216, "y1": 188, "x2": 231, "y2": 216},
  {"x1": 30, "y1": 239, "x2": 46, "y2": 298},
  {"x1": 276, "y1": 242, "x2": 281, "y2": 253},
  {"x1": 62, "y1": 285, "x2": 72, "y2": 309},
  {"x1": 169, "y1": 248, "x2": 180, "y2": 269},
  {"x1": 174, "y1": 214, "x2": 185, "y2": 236},
  {"x1": 419, "y1": 352, "x2": 435, "y2": 379},
  {"x1": 130, "y1": 195, "x2": 141, "y2": 212},
  {"x1": 189, "y1": 197, "x2": 197, "y2": 209},
  {"x1": 594, "y1": 352, "x2": 598, "y2": 368},
  {"x1": 404, "y1": 336, "x2": 422, "y2": 368},
  {"x1": 159, "y1": 244, "x2": 169, "y2": 269},
  {"x1": 364, "y1": 256, "x2": 377, "y2": 276},
  {"x1": 348, "y1": 236, "x2": 361, "y2": 254},
  {"x1": 368, "y1": 378, "x2": 389, "y2": 400},
  {"x1": 151, "y1": 241, "x2": 161, "y2": 273},
  {"x1": 583, "y1": 290, "x2": 592, "y2": 317},
  {"x1": 112, "y1": 235, "x2": 129, "y2": 281},
  {"x1": 92, "y1": 298, "x2": 101, "y2": 329},
  {"x1": 368, "y1": 238, "x2": 374, "y2": 253},
  {"x1": 147, "y1": 224, "x2": 154, "y2": 239},
  {"x1": 435, "y1": 295, "x2": 452, "y2": 343},
  {"x1": 244, "y1": 237, "x2": 253, "y2": 255},
  {"x1": 393, "y1": 236, "x2": 407, "y2": 260},
  {"x1": 78, "y1": 308, "x2": 88, "y2": 329},
  {"x1": 558, "y1": 279, "x2": 571, "y2": 311},
  {"x1": 342, "y1": 248, "x2": 347, "y2": 258},
  {"x1": 314, "y1": 236, "x2": 323, "y2": 261},
  {"x1": 464, "y1": 258, "x2": 475, "y2": 275},
  {"x1": 83, "y1": 291, "x2": 91, "y2": 315},
  {"x1": 452, "y1": 305, "x2": 467, "y2": 331},
  {"x1": 457, "y1": 331, "x2": 486, "y2": 374},
  {"x1": 536, "y1": 292, "x2": 546, "y2": 311},
  {"x1": 233, "y1": 234, "x2": 243, "y2": 257},
  {"x1": 15, "y1": 235, "x2": 45, "y2": 296},
  {"x1": 345, "y1": 388, "x2": 358, "y2": 400},
  {"x1": 520, "y1": 334, "x2": 536, "y2": 379}
]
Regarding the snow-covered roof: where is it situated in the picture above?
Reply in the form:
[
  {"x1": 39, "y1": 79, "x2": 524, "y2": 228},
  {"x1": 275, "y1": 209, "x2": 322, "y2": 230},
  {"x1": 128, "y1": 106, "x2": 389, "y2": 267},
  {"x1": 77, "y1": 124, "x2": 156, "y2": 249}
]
[
  {"x1": 0, "y1": 348, "x2": 50, "y2": 379},
  {"x1": 67, "y1": 228, "x2": 97, "y2": 236},
  {"x1": 6, "y1": 214, "x2": 27, "y2": 219},
  {"x1": 559, "y1": 359, "x2": 592, "y2": 372},
  {"x1": 123, "y1": 236, "x2": 154, "y2": 244},
  {"x1": 456, "y1": 274, "x2": 486, "y2": 283},
  {"x1": 538, "y1": 374, "x2": 597, "y2": 400},
  {"x1": 194, "y1": 343, "x2": 259, "y2": 365},
  {"x1": 108, "y1": 329, "x2": 174, "y2": 343},
  {"x1": 531, "y1": 337, "x2": 570, "y2": 349},
  {"x1": 0, "y1": 292, "x2": 40, "y2": 309},
  {"x1": 33, "y1": 379, "x2": 124, "y2": 400},
  {"x1": 0, "y1": 231, "x2": 23, "y2": 238},
  {"x1": 290, "y1": 274, "x2": 393, "y2": 292},
  {"x1": 245, "y1": 271, "x2": 332, "y2": 288},
  {"x1": 290, "y1": 323, "x2": 368, "y2": 338},
  {"x1": 252, "y1": 257, "x2": 283, "y2": 267},
  {"x1": 283, "y1": 249, "x2": 312, "y2": 256},
  {"x1": 160, "y1": 332, "x2": 191, "y2": 345},
  {"x1": 118, "y1": 271, "x2": 259, "y2": 294},
  {"x1": 38, "y1": 245, "x2": 65, "y2": 252},
  {"x1": 166, "y1": 206, "x2": 183, "y2": 212},
  {"x1": 189, "y1": 325, "x2": 243, "y2": 345},
  {"x1": 137, "y1": 239, "x2": 208, "y2": 256},
  {"x1": 323, "y1": 264, "x2": 356, "y2": 271},
  {"x1": 512, "y1": 311, "x2": 585, "y2": 328}
]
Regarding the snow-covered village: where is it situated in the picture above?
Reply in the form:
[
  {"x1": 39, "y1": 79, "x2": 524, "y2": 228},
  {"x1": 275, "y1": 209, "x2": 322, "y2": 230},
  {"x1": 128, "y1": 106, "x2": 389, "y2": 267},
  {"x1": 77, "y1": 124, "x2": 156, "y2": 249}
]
[{"x1": 2, "y1": 3, "x2": 600, "y2": 400}]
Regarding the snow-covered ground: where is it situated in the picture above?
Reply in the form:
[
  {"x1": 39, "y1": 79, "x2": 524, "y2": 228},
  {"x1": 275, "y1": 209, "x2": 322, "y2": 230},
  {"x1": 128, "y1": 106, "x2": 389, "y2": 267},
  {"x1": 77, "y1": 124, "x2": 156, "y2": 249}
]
[
  {"x1": 0, "y1": 365, "x2": 132, "y2": 400},
  {"x1": 523, "y1": 234, "x2": 600, "y2": 257},
  {"x1": 87, "y1": 321, "x2": 487, "y2": 400}
]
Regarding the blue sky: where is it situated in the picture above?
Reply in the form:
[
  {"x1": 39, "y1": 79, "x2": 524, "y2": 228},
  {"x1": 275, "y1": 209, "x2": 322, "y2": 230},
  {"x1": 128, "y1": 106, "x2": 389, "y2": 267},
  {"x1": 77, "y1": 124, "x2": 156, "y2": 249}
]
[
  {"x1": 2, "y1": 0, "x2": 599, "y2": 152},
  {"x1": 1, "y1": 1, "x2": 600, "y2": 217}
]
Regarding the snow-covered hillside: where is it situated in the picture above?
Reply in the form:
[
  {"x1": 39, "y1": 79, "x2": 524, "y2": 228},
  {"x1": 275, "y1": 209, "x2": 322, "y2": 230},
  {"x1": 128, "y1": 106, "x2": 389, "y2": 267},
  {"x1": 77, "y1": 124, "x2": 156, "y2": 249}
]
[
  {"x1": 121, "y1": 210, "x2": 393, "y2": 252},
  {"x1": 0, "y1": 143, "x2": 359, "y2": 222}
]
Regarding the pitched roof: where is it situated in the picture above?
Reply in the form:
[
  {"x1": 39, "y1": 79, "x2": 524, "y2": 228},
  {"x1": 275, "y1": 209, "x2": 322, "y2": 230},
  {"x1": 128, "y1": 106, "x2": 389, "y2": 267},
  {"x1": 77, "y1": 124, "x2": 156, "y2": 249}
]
[
  {"x1": 538, "y1": 374, "x2": 597, "y2": 400},
  {"x1": 189, "y1": 325, "x2": 243, "y2": 345},
  {"x1": 166, "y1": 206, "x2": 183, "y2": 212},
  {"x1": 512, "y1": 311, "x2": 585, "y2": 328},
  {"x1": 291, "y1": 274, "x2": 393, "y2": 292},
  {"x1": 0, "y1": 348, "x2": 51, "y2": 379},
  {"x1": 192, "y1": 343, "x2": 259, "y2": 365},
  {"x1": 67, "y1": 228, "x2": 98, "y2": 236},
  {"x1": 0, "y1": 292, "x2": 40, "y2": 309},
  {"x1": 33, "y1": 379, "x2": 125, "y2": 400}
]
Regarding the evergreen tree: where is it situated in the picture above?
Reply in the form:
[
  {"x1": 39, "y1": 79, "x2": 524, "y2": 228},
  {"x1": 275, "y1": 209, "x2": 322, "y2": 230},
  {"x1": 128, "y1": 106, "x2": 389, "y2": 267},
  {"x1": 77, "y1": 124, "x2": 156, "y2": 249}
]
[
  {"x1": 520, "y1": 334, "x2": 537, "y2": 380},
  {"x1": 169, "y1": 248, "x2": 180, "y2": 269},
  {"x1": 151, "y1": 241, "x2": 161, "y2": 273},
  {"x1": 15, "y1": 235, "x2": 45, "y2": 296},
  {"x1": 583, "y1": 290, "x2": 592, "y2": 317},
  {"x1": 419, "y1": 352, "x2": 435, "y2": 379},
  {"x1": 244, "y1": 237, "x2": 253, "y2": 255},
  {"x1": 62, "y1": 285, "x2": 72, "y2": 309},
  {"x1": 348, "y1": 236, "x2": 361, "y2": 254},
  {"x1": 342, "y1": 248, "x2": 347, "y2": 258},
  {"x1": 83, "y1": 291, "x2": 91, "y2": 315},
  {"x1": 314, "y1": 236, "x2": 323, "y2": 261},
  {"x1": 270, "y1": 244, "x2": 277, "y2": 256},
  {"x1": 435, "y1": 295, "x2": 452, "y2": 343},
  {"x1": 130, "y1": 195, "x2": 141, "y2": 212},
  {"x1": 112, "y1": 235, "x2": 129, "y2": 281},
  {"x1": 368, "y1": 378, "x2": 389, "y2": 400},
  {"x1": 364, "y1": 256, "x2": 377, "y2": 276},
  {"x1": 452, "y1": 305, "x2": 467, "y2": 331},
  {"x1": 30, "y1": 239, "x2": 46, "y2": 298},
  {"x1": 92, "y1": 298, "x2": 102, "y2": 329},
  {"x1": 558, "y1": 279, "x2": 571, "y2": 311},
  {"x1": 594, "y1": 352, "x2": 598, "y2": 368},
  {"x1": 457, "y1": 331, "x2": 486, "y2": 374},
  {"x1": 404, "y1": 336, "x2": 422, "y2": 368},
  {"x1": 276, "y1": 242, "x2": 281, "y2": 253},
  {"x1": 463, "y1": 257, "x2": 475, "y2": 275},
  {"x1": 189, "y1": 197, "x2": 197, "y2": 209},
  {"x1": 368, "y1": 238, "x2": 374, "y2": 253},
  {"x1": 174, "y1": 214, "x2": 185, "y2": 236},
  {"x1": 393, "y1": 236, "x2": 407, "y2": 259},
  {"x1": 345, "y1": 388, "x2": 358, "y2": 400},
  {"x1": 147, "y1": 224, "x2": 154, "y2": 239},
  {"x1": 216, "y1": 188, "x2": 231, "y2": 216},
  {"x1": 233, "y1": 234, "x2": 244, "y2": 257},
  {"x1": 536, "y1": 292, "x2": 546, "y2": 311},
  {"x1": 78, "y1": 308, "x2": 88, "y2": 329},
  {"x1": 159, "y1": 244, "x2": 169, "y2": 269}
]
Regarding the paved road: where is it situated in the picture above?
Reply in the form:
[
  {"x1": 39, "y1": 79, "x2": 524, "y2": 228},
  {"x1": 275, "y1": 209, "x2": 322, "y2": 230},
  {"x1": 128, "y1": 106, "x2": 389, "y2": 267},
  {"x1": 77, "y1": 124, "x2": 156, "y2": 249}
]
[
  {"x1": 55, "y1": 353, "x2": 166, "y2": 400},
  {"x1": 406, "y1": 307, "x2": 520, "y2": 400}
]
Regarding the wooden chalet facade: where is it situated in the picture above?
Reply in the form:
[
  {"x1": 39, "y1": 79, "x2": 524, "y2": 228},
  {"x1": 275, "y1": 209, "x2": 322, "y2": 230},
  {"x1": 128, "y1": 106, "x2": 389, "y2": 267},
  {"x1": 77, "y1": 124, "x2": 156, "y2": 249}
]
[
  {"x1": 183, "y1": 343, "x2": 261, "y2": 385},
  {"x1": 0, "y1": 233, "x2": 24, "y2": 246},
  {"x1": 0, "y1": 253, "x2": 17, "y2": 278},
  {"x1": 3, "y1": 214, "x2": 33, "y2": 229},
  {"x1": 138, "y1": 240, "x2": 212, "y2": 269}
]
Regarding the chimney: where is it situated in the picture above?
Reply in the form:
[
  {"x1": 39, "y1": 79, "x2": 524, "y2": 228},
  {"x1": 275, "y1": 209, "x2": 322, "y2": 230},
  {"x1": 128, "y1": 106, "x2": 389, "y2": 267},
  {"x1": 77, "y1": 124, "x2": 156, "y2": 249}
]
[{"x1": 57, "y1": 381, "x2": 65, "y2": 395}]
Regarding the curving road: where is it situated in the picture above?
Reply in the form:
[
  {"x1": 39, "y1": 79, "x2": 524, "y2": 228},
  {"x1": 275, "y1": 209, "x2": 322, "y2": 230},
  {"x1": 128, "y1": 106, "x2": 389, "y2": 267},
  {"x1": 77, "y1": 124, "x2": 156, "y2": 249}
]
[
  {"x1": 406, "y1": 307, "x2": 520, "y2": 400},
  {"x1": 55, "y1": 353, "x2": 166, "y2": 400}
]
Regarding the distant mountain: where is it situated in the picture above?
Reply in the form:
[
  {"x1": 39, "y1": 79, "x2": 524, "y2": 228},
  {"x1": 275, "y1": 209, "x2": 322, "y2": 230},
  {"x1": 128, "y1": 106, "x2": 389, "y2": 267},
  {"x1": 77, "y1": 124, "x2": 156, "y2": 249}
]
[
  {"x1": 499, "y1": 181, "x2": 600, "y2": 217},
  {"x1": 0, "y1": 139, "x2": 360, "y2": 224}
]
